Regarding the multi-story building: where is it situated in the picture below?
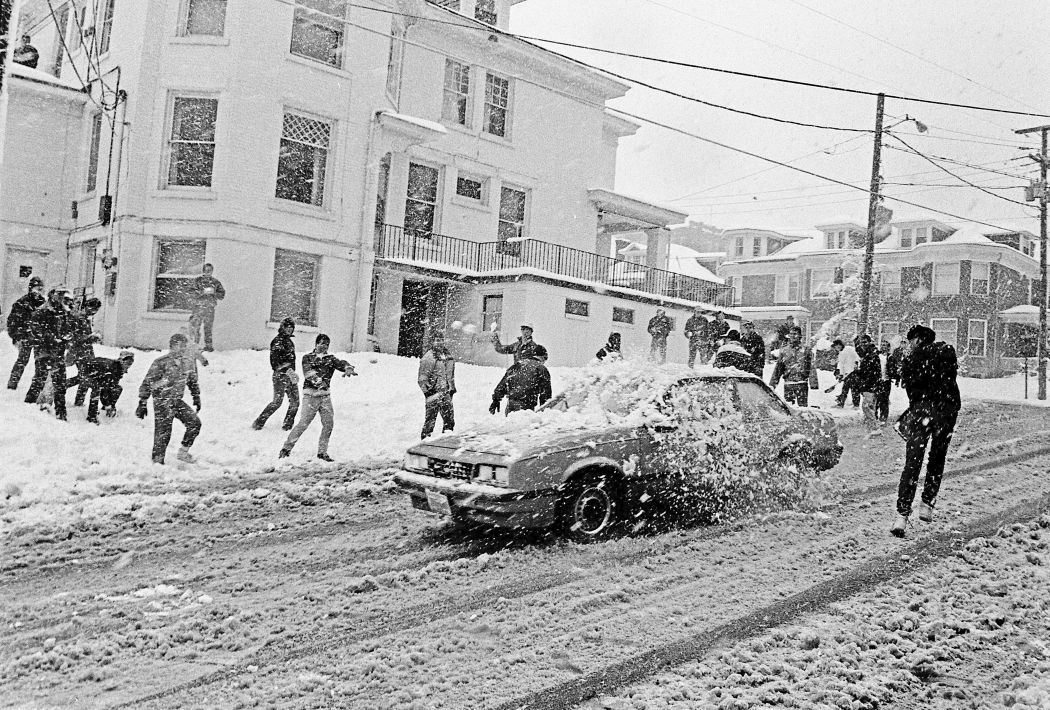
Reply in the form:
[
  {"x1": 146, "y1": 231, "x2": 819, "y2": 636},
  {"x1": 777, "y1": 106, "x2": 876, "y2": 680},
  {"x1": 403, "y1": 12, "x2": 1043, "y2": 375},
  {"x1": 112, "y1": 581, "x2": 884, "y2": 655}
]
[
  {"x1": 718, "y1": 218, "x2": 1041, "y2": 376},
  {"x1": 1, "y1": 0, "x2": 733, "y2": 366}
]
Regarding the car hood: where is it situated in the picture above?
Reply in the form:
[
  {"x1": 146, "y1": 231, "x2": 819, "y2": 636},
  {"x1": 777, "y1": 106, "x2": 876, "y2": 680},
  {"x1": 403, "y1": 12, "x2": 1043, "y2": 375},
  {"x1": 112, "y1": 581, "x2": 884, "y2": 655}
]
[{"x1": 413, "y1": 422, "x2": 640, "y2": 462}]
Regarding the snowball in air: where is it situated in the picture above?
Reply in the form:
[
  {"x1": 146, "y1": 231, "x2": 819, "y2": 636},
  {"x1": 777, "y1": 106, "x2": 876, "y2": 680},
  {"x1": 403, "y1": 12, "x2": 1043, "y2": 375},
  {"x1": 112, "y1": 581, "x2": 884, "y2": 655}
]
[{"x1": 462, "y1": 323, "x2": 478, "y2": 335}]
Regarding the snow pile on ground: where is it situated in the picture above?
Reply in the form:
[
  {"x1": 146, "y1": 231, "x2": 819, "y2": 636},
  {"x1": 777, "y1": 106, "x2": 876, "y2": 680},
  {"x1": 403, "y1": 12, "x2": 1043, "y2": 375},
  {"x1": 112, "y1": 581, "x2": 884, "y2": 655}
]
[{"x1": 591, "y1": 515, "x2": 1050, "y2": 710}]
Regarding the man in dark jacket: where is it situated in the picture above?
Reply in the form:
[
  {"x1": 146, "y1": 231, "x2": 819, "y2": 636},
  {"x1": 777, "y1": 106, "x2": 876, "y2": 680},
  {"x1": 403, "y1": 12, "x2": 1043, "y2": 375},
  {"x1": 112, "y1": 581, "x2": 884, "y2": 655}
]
[
  {"x1": 418, "y1": 331, "x2": 456, "y2": 438},
  {"x1": 492, "y1": 324, "x2": 548, "y2": 363},
  {"x1": 6, "y1": 276, "x2": 45, "y2": 389},
  {"x1": 769, "y1": 326, "x2": 814, "y2": 406},
  {"x1": 740, "y1": 321, "x2": 766, "y2": 378},
  {"x1": 68, "y1": 297, "x2": 102, "y2": 407},
  {"x1": 65, "y1": 351, "x2": 134, "y2": 424},
  {"x1": 23, "y1": 287, "x2": 75, "y2": 420},
  {"x1": 489, "y1": 355, "x2": 552, "y2": 415},
  {"x1": 279, "y1": 334, "x2": 355, "y2": 461},
  {"x1": 191, "y1": 263, "x2": 225, "y2": 352},
  {"x1": 137, "y1": 334, "x2": 202, "y2": 464},
  {"x1": 709, "y1": 311, "x2": 730, "y2": 348},
  {"x1": 683, "y1": 308, "x2": 710, "y2": 368},
  {"x1": 855, "y1": 339, "x2": 883, "y2": 434},
  {"x1": 253, "y1": 318, "x2": 299, "y2": 431},
  {"x1": 647, "y1": 308, "x2": 673, "y2": 364},
  {"x1": 891, "y1": 324, "x2": 961, "y2": 537},
  {"x1": 595, "y1": 332, "x2": 622, "y2": 361},
  {"x1": 712, "y1": 330, "x2": 753, "y2": 371}
]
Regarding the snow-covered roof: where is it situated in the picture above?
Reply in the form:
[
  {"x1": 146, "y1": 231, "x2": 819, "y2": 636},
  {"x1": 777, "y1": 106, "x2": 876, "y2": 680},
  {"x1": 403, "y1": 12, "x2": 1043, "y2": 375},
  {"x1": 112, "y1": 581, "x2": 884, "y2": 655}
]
[
  {"x1": 939, "y1": 228, "x2": 996, "y2": 245},
  {"x1": 8, "y1": 62, "x2": 87, "y2": 93},
  {"x1": 667, "y1": 243, "x2": 724, "y2": 284}
]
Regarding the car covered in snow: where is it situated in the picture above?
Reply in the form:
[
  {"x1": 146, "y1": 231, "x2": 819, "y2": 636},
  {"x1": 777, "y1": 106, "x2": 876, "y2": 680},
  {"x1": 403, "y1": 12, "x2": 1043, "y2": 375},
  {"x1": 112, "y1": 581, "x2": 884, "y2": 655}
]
[{"x1": 394, "y1": 363, "x2": 842, "y2": 541}]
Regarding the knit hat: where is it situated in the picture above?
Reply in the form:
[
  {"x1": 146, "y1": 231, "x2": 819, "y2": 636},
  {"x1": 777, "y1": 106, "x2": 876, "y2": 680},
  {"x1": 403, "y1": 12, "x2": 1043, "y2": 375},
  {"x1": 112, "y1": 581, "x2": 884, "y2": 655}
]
[
  {"x1": 117, "y1": 350, "x2": 135, "y2": 363},
  {"x1": 280, "y1": 317, "x2": 296, "y2": 329},
  {"x1": 28, "y1": 276, "x2": 43, "y2": 289}
]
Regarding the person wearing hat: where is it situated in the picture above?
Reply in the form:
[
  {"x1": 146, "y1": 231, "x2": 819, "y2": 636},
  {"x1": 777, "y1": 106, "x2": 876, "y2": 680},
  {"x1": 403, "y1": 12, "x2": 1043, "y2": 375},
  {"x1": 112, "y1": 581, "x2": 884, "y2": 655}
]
[
  {"x1": 647, "y1": 308, "x2": 673, "y2": 364},
  {"x1": 683, "y1": 307, "x2": 711, "y2": 368},
  {"x1": 65, "y1": 350, "x2": 135, "y2": 424},
  {"x1": 740, "y1": 321, "x2": 767, "y2": 378},
  {"x1": 137, "y1": 334, "x2": 202, "y2": 464},
  {"x1": 417, "y1": 330, "x2": 456, "y2": 439},
  {"x1": 6, "y1": 275, "x2": 45, "y2": 390},
  {"x1": 492, "y1": 323, "x2": 548, "y2": 363},
  {"x1": 68, "y1": 297, "x2": 103, "y2": 407},
  {"x1": 23, "y1": 286, "x2": 75, "y2": 420},
  {"x1": 279, "y1": 333, "x2": 355, "y2": 462},
  {"x1": 891, "y1": 324, "x2": 961, "y2": 537},
  {"x1": 253, "y1": 317, "x2": 299, "y2": 431}
]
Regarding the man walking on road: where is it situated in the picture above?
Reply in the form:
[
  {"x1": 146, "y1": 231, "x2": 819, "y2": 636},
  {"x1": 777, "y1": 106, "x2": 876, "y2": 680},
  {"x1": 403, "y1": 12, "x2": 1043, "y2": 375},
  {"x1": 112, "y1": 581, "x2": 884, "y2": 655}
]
[
  {"x1": 647, "y1": 308, "x2": 673, "y2": 364},
  {"x1": 6, "y1": 276, "x2": 45, "y2": 390},
  {"x1": 279, "y1": 334, "x2": 355, "y2": 462},
  {"x1": 192, "y1": 263, "x2": 225, "y2": 352},
  {"x1": 137, "y1": 334, "x2": 202, "y2": 465},
  {"x1": 890, "y1": 324, "x2": 961, "y2": 537},
  {"x1": 253, "y1": 318, "x2": 298, "y2": 431},
  {"x1": 418, "y1": 331, "x2": 456, "y2": 439}
]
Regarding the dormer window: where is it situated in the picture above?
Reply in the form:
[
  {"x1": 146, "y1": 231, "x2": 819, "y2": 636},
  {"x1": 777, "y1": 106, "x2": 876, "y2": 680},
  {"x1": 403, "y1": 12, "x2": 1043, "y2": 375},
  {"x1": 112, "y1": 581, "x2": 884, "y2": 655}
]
[
  {"x1": 900, "y1": 228, "x2": 912, "y2": 248},
  {"x1": 915, "y1": 227, "x2": 928, "y2": 245}
]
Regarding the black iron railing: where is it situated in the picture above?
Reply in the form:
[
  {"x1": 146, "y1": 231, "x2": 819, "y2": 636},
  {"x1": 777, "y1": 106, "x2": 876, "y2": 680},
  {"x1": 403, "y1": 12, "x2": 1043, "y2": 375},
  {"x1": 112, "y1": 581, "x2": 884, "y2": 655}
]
[{"x1": 375, "y1": 224, "x2": 734, "y2": 308}]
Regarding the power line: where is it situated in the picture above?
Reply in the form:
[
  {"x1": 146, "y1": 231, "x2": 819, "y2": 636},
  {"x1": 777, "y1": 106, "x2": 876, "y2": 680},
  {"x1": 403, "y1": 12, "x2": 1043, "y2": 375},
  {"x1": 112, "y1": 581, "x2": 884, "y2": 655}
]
[
  {"x1": 885, "y1": 113, "x2": 1036, "y2": 147},
  {"x1": 882, "y1": 143, "x2": 1032, "y2": 180},
  {"x1": 42, "y1": 0, "x2": 107, "y2": 115}
]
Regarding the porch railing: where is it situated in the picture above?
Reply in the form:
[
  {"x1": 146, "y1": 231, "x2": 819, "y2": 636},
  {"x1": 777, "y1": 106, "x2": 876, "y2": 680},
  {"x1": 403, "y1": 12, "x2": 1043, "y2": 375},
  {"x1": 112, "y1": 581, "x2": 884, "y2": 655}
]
[{"x1": 375, "y1": 224, "x2": 734, "y2": 308}]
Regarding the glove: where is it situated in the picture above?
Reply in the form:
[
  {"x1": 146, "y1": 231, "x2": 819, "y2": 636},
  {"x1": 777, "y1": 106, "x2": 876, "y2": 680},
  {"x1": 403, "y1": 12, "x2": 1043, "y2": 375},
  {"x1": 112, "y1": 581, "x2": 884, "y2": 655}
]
[
  {"x1": 193, "y1": 395, "x2": 202, "y2": 412},
  {"x1": 488, "y1": 401, "x2": 499, "y2": 415},
  {"x1": 105, "y1": 405, "x2": 117, "y2": 418},
  {"x1": 136, "y1": 400, "x2": 148, "y2": 419}
]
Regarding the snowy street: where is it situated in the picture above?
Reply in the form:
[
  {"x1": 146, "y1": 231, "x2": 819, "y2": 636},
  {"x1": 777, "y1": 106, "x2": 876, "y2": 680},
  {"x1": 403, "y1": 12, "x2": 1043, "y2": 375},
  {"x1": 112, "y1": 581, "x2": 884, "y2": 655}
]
[{"x1": 3, "y1": 362, "x2": 1050, "y2": 708}]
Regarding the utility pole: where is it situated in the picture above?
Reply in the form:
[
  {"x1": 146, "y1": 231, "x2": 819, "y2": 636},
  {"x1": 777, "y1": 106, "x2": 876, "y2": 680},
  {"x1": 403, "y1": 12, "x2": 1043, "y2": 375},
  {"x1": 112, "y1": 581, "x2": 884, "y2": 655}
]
[
  {"x1": 1016, "y1": 124, "x2": 1049, "y2": 400},
  {"x1": 857, "y1": 93, "x2": 885, "y2": 337}
]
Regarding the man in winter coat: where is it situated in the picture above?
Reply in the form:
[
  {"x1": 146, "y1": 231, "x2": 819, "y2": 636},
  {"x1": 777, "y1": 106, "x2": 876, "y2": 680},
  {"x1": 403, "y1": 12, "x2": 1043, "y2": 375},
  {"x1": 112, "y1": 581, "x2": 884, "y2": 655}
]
[
  {"x1": 418, "y1": 331, "x2": 456, "y2": 439},
  {"x1": 683, "y1": 308, "x2": 710, "y2": 368},
  {"x1": 891, "y1": 324, "x2": 961, "y2": 537},
  {"x1": 6, "y1": 275, "x2": 45, "y2": 390},
  {"x1": 68, "y1": 297, "x2": 102, "y2": 407},
  {"x1": 137, "y1": 334, "x2": 202, "y2": 464},
  {"x1": 711, "y1": 330, "x2": 753, "y2": 372},
  {"x1": 492, "y1": 324, "x2": 548, "y2": 363},
  {"x1": 769, "y1": 326, "x2": 814, "y2": 406},
  {"x1": 854, "y1": 339, "x2": 883, "y2": 433},
  {"x1": 279, "y1": 333, "x2": 355, "y2": 462},
  {"x1": 65, "y1": 351, "x2": 134, "y2": 424},
  {"x1": 191, "y1": 263, "x2": 225, "y2": 352},
  {"x1": 489, "y1": 355, "x2": 552, "y2": 415},
  {"x1": 23, "y1": 287, "x2": 75, "y2": 420},
  {"x1": 253, "y1": 318, "x2": 298, "y2": 431},
  {"x1": 833, "y1": 338, "x2": 861, "y2": 407},
  {"x1": 740, "y1": 321, "x2": 767, "y2": 378},
  {"x1": 647, "y1": 308, "x2": 673, "y2": 364},
  {"x1": 775, "y1": 316, "x2": 796, "y2": 350},
  {"x1": 709, "y1": 311, "x2": 730, "y2": 350},
  {"x1": 595, "y1": 332, "x2": 622, "y2": 361}
]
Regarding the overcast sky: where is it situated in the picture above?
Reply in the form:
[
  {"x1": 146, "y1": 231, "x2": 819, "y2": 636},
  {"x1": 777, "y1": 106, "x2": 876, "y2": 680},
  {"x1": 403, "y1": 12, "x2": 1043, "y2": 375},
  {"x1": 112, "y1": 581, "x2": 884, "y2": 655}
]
[{"x1": 511, "y1": 0, "x2": 1049, "y2": 234}]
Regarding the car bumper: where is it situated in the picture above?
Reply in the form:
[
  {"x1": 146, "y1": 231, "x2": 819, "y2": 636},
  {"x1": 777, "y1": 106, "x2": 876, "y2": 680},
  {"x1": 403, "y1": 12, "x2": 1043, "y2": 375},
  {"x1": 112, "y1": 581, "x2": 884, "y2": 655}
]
[{"x1": 394, "y1": 470, "x2": 560, "y2": 530}]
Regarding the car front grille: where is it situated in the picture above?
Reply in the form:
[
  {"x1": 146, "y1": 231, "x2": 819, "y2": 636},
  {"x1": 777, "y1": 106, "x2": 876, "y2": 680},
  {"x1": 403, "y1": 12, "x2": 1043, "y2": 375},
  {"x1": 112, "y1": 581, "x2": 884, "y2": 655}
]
[{"x1": 428, "y1": 458, "x2": 474, "y2": 481}]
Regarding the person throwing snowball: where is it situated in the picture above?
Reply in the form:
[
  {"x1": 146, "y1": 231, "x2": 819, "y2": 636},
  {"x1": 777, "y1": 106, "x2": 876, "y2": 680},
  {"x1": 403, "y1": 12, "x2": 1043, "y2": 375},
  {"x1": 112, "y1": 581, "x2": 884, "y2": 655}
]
[{"x1": 279, "y1": 334, "x2": 355, "y2": 462}]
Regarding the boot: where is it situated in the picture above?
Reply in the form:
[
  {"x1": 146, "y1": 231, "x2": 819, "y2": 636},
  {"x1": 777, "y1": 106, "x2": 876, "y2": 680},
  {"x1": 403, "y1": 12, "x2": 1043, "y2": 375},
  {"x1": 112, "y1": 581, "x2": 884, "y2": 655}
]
[
  {"x1": 176, "y1": 446, "x2": 196, "y2": 463},
  {"x1": 317, "y1": 453, "x2": 334, "y2": 462},
  {"x1": 918, "y1": 502, "x2": 934, "y2": 522},
  {"x1": 278, "y1": 448, "x2": 290, "y2": 459},
  {"x1": 890, "y1": 514, "x2": 908, "y2": 538}
]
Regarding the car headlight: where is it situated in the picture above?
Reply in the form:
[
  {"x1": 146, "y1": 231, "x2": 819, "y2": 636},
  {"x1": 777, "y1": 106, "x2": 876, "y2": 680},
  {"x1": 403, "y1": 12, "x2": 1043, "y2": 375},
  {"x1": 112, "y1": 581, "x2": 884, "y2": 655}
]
[
  {"x1": 476, "y1": 465, "x2": 509, "y2": 485},
  {"x1": 404, "y1": 453, "x2": 429, "y2": 471}
]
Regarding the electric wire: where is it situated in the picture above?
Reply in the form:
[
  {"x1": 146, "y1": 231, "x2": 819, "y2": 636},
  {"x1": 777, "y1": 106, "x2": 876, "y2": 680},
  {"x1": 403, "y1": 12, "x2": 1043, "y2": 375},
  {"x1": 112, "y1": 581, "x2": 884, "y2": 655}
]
[
  {"x1": 882, "y1": 143, "x2": 1033, "y2": 180},
  {"x1": 42, "y1": 0, "x2": 107, "y2": 115}
]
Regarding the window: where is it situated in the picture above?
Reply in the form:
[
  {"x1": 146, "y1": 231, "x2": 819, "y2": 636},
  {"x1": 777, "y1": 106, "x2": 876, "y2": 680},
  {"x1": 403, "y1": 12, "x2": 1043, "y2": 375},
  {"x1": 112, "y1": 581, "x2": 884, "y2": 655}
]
[
  {"x1": 276, "y1": 111, "x2": 331, "y2": 206},
  {"x1": 405, "y1": 162, "x2": 440, "y2": 237},
  {"x1": 81, "y1": 242, "x2": 97, "y2": 290},
  {"x1": 736, "y1": 380, "x2": 791, "y2": 419},
  {"x1": 152, "y1": 239, "x2": 205, "y2": 311},
  {"x1": 775, "y1": 273, "x2": 799, "y2": 304},
  {"x1": 483, "y1": 72, "x2": 510, "y2": 138},
  {"x1": 86, "y1": 112, "x2": 103, "y2": 193},
  {"x1": 612, "y1": 307, "x2": 634, "y2": 324},
  {"x1": 900, "y1": 228, "x2": 912, "y2": 248},
  {"x1": 880, "y1": 268, "x2": 901, "y2": 297},
  {"x1": 930, "y1": 318, "x2": 958, "y2": 349},
  {"x1": 731, "y1": 275, "x2": 742, "y2": 306},
  {"x1": 181, "y1": 0, "x2": 226, "y2": 36},
  {"x1": 878, "y1": 321, "x2": 900, "y2": 345},
  {"x1": 455, "y1": 174, "x2": 485, "y2": 203},
  {"x1": 385, "y1": 22, "x2": 406, "y2": 103},
  {"x1": 482, "y1": 294, "x2": 502, "y2": 334},
  {"x1": 733, "y1": 237, "x2": 744, "y2": 257},
  {"x1": 933, "y1": 263, "x2": 960, "y2": 296},
  {"x1": 97, "y1": 0, "x2": 115, "y2": 54},
  {"x1": 165, "y1": 96, "x2": 218, "y2": 188},
  {"x1": 474, "y1": 0, "x2": 497, "y2": 24},
  {"x1": 497, "y1": 186, "x2": 526, "y2": 256},
  {"x1": 810, "y1": 268, "x2": 835, "y2": 298},
  {"x1": 565, "y1": 299, "x2": 589, "y2": 317},
  {"x1": 751, "y1": 238, "x2": 761, "y2": 257},
  {"x1": 270, "y1": 249, "x2": 320, "y2": 326},
  {"x1": 970, "y1": 262, "x2": 989, "y2": 295},
  {"x1": 915, "y1": 227, "x2": 928, "y2": 245},
  {"x1": 968, "y1": 319, "x2": 987, "y2": 356},
  {"x1": 442, "y1": 59, "x2": 471, "y2": 127},
  {"x1": 290, "y1": 0, "x2": 347, "y2": 68}
]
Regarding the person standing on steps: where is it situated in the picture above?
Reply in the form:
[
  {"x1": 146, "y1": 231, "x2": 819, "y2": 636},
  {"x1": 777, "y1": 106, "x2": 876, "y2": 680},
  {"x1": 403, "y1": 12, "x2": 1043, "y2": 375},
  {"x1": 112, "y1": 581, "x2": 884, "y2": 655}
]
[
  {"x1": 279, "y1": 334, "x2": 355, "y2": 462},
  {"x1": 253, "y1": 318, "x2": 298, "y2": 431},
  {"x1": 137, "y1": 333, "x2": 202, "y2": 465},
  {"x1": 191, "y1": 263, "x2": 225, "y2": 352},
  {"x1": 23, "y1": 286, "x2": 75, "y2": 420},
  {"x1": 683, "y1": 308, "x2": 710, "y2": 368},
  {"x1": 647, "y1": 308, "x2": 673, "y2": 364},
  {"x1": 417, "y1": 331, "x2": 456, "y2": 439},
  {"x1": 890, "y1": 324, "x2": 961, "y2": 538},
  {"x1": 6, "y1": 275, "x2": 45, "y2": 390}
]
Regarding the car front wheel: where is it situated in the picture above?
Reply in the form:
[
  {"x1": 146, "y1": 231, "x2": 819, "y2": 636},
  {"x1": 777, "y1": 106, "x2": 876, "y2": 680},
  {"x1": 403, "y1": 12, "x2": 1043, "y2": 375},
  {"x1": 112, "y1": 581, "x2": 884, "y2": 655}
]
[{"x1": 561, "y1": 473, "x2": 620, "y2": 542}]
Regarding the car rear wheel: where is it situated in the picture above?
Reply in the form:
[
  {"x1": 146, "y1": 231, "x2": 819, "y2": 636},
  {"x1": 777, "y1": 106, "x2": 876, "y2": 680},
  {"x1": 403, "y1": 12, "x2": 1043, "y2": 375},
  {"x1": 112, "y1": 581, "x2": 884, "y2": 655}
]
[{"x1": 561, "y1": 473, "x2": 621, "y2": 542}]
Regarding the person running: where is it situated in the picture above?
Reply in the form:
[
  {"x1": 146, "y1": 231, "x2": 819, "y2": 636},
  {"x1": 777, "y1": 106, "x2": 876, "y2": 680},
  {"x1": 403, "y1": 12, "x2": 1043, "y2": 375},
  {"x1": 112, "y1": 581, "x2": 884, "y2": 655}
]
[
  {"x1": 891, "y1": 324, "x2": 961, "y2": 537},
  {"x1": 739, "y1": 321, "x2": 767, "y2": 378},
  {"x1": 683, "y1": 308, "x2": 710, "y2": 368},
  {"x1": 253, "y1": 318, "x2": 298, "y2": 431},
  {"x1": 137, "y1": 334, "x2": 202, "y2": 465},
  {"x1": 65, "y1": 351, "x2": 134, "y2": 424},
  {"x1": 191, "y1": 263, "x2": 225, "y2": 352},
  {"x1": 6, "y1": 276, "x2": 45, "y2": 390},
  {"x1": 23, "y1": 286, "x2": 75, "y2": 420},
  {"x1": 418, "y1": 331, "x2": 456, "y2": 439},
  {"x1": 769, "y1": 326, "x2": 814, "y2": 407},
  {"x1": 279, "y1": 334, "x2": 355, "y2": 462},
  {"x1": 489, "y1": 355, "x2": 552, "y2": 415},
  {"x1": 647, "y1": 308, "x2": 673, "y2": 364}
]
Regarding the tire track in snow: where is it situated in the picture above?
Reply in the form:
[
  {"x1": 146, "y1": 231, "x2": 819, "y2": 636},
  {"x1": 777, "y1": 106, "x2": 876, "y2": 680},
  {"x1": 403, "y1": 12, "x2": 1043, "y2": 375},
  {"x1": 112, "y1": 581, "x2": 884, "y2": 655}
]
[{"x1": 493, "y1": 492, "x2": 1050, "y2": 710}]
